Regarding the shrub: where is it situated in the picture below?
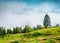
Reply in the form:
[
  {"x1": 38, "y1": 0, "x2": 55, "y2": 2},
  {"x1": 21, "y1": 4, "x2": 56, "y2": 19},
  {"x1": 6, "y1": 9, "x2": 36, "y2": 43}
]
[
  {"x1": 45, "y1": 38, "x2": 55, "y2": 43},
  {"x1": 32, "y1": 32, "x2": 41, "y2": 37},
  {"x1": 43, "y1": 31, "x2": 51, "y2": 35},
  {"x1": 7, "y1": 29, "x2": 12, "y2": 34},
  {"x1": 0, "y1": 27, "x2": 6, "y2": 37},
  {"x1": 13, "y1": 27, "x2": 22, "y2": 34},
  {"x1": 55, "y1": 37, "x2": 60, "y2": 40},
  {"x1": 24, "y1": 32, "x2": 41, "y2": 38},
  {"x1": 33, "y1": 25, "x2": 42, "y2": 30},
  {"x1": 10, "y1": 41, "x2": 19, "y2": 43},
  {"x1": 37, "y1": 25, "x2": 42, "y2": 29},
  {"x1": 23, "y1": 25, "x2": 33, "y2": 33}
]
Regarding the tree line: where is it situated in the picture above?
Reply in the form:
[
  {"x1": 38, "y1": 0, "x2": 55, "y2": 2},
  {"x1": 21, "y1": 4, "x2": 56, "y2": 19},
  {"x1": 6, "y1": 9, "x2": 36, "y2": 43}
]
[
  {"x1": 0, "y1": 14, "x2": 59, "y2": 37},
  {"x1": 0, "y1": 25, "x2": 42, "y2": 37}
]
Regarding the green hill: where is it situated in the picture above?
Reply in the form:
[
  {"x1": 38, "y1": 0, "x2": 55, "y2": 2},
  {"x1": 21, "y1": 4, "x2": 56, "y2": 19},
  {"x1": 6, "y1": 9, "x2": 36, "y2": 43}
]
[{"x1": 0, "y1": 27, "x2": 60, "y2": 43}]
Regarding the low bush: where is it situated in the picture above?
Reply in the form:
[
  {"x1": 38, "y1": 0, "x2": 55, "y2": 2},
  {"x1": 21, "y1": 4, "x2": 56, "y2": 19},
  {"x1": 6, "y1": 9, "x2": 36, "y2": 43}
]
[
  {"x1": 24, "y1": 32, "x2": 41, "y2": 38},
  {"x1": 10, "y1": 41, "x2": 19, "y2": 43},
  {"x1": 44, "y1": 38, "x2": 55, "y2": 43}
]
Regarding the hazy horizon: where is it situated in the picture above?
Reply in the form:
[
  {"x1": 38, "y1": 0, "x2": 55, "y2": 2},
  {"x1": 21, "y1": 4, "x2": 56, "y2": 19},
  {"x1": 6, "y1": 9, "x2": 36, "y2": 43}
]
[{"x1": 0, "y1": 0, "x2": 60, "y2": 28}]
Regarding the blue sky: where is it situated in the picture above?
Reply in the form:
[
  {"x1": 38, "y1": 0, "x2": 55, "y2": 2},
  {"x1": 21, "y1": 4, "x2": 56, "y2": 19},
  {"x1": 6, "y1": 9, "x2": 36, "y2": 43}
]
[
  {"x1": 0, "y1": 0, "x2": 60, "y2": 4},
  {"x1": 0, "y1": 0, "x2": 60, "y2": 28},
  {"x1": 0, "y1": 0, "x2": 60, "y2": 11}
]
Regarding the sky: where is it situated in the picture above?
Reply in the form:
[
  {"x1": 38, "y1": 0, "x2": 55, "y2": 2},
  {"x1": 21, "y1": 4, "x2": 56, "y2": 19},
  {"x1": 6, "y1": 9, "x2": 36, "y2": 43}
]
[{"x1": 0, "y1": 0, "x2": 60, "y2": 29}]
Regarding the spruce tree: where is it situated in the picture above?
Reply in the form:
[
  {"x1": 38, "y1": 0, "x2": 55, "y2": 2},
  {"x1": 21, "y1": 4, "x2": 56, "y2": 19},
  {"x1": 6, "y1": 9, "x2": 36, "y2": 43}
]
[{"x1": 43, "y1": 14, "x2": 50, "y2": 28}]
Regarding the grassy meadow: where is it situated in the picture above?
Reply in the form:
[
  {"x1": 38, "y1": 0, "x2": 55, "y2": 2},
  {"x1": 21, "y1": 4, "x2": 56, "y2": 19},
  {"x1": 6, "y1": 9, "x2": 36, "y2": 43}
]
[
  {"x1": 1, "y1": 0, "x2": 60, "y2": 43},
  {"x1": 0, "y1": 27, "x2": 60, "y2": 43}
]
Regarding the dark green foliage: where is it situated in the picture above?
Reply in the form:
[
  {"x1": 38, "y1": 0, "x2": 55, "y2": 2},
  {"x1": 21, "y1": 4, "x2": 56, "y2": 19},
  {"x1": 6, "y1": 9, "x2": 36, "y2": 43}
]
[
  {"x1": 37, "y1": 25, "x2": 42, "y2": 29},
  {"x1": 23, "y1": 25, "x2": 33, "y2": 33},
  {"x1": 45, "y1": 38, "x2": 55, "y2": 43},
  {"x1": 13, "y1": 27, "x2": 22, "y2": 34},
  {"x1": 56, "y1": 24, "x2": 59, "y2": 27},
  {"x1": 10, "y1": 41, "x2": 19, "y2": 43},
  {"x1": 7, "y1": 29, "x2": 12, "y2": 34},
  {"x1": 55, "y1": 37, "x2": 60, "y2": 40},
  {"x1": 43, "y1": 31, "x2": 51, "y2": 35},
  {"x1": 2, "y1": 28, "x2": 6, "y2": 35},
  {"x1": 24, "y1": 33, "x2": 31, "y2": 38},
  {"x1": 32, "y1": 32, "x2": 41, "y2": 37},
  {"x1": 0, "y1": 27, "x2": 3, "y2": 36},
  {"x1": 33, "y1": 25, "x2": 42, "y2": 30},
  {"x1": 33, "y1": 27, "x2": 37, "y2": 30},
  {"x1": 0, "y1": 27, "x2": 6, "y2": 37},
  {"x1": 43, "y1": 14, "x2": 51, "y2": 28},
  {"x1": 16, "y1": 27, "x2": 22, "y2": 33},
  {"x1": 24, "y1": 32, "x2": 41, "y2": 38},
  {"x1": 13, "y1": 28, "x2": 15, "y2": 34}
]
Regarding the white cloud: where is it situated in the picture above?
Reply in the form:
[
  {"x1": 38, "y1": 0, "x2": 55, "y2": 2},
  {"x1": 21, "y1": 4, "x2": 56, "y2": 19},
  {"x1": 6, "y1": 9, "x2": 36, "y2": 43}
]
[{"x1": 0, "y1": 2, "x2": 60, "y2": 29}]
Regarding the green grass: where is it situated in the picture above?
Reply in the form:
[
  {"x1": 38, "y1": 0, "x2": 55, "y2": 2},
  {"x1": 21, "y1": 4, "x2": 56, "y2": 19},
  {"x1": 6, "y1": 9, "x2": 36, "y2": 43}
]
[
  {"x1": 24, "y1": 27, "x2": 60, "y2": 38},
  {"x1": 0, "y1": 27, "x2": 60, "y2": 43}
]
